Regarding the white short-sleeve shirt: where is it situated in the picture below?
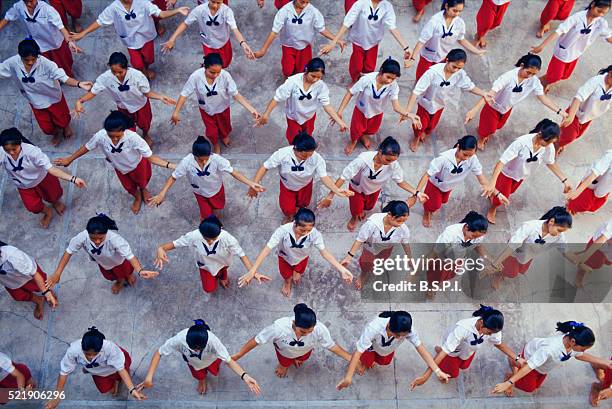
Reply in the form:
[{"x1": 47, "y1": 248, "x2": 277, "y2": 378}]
[
  {"x1": 350, "y1": 72, "x2": 400, "y2": 119},
  {"x1": 4, "y1": 1, "x2": 65, "y2": 52},
  {"x1": 97, "y1": 0, "x2": 161, "y2": 49},
  {"x1": 355, "y1": 315, "x2": 421, "y2": 356},
  {"x1": 524, "y1": 333, "x2": 583, "y2": 374},
  {"x1": 554, "y1": 10, "x2": 611, "y2": 63},
  {"x1": 508, "y1": 219, "x2": 568, "y2": 264},
  {"x1": 266, "y1": 222, "x2": 325, "y2": 266},
  {"x1": 489, "y1": 67, "x2": 544, "y2": 115},
  {"x1": 158, "y1": 328, "x2": 231, "y2": 370},
  {"x1": 427, "y1": 148, "x2": 483, "y2": 192},
  {"x1": 185, "y1": 3, "x2": 237, "y2": 49},
  {"x1": 584, "y1": 149, "x2": 612, "y2": 198},
  {"x1": 172, "y1": 153, "x2": 233, "y2": 198},
  {"x1": 0, "y1": 142, "x2": 52, "y2": 189},
  {"x1": 0, "y1": 55, "x2": 68, "y2": 109},
  {"x1": 91, "y1": 68, "x2": 150, "y2": 113},
  {"x1": 0, "y1": 352, "x2": 15, "y2": 382},
  {"x1": 66, "y1": 230, "x2": 135, "y2": 270},
  {"x1": 441, "y1": 316, "x2": 502, "y2": 360},
  {"x1": 173, "y1": 229, "x2": 245, "y2": 275},
  {"x1": 433, "y1": 223, "x2": 486, "y2": 262},
  {"x1": 181, "y1": 68, "x2": 238, "y2": 115},
  {"x1": 274, "y1": 73, "x2": 330, "y2": 124},
  {"x1": 60, "y1": 339, "x2": 126, "y2": 377},
  {"x1": 345, "y1": 0, "x2": 396, "y2": 51},
  {"x1": 356, "y1": 213, "x2": 411, "y2": 252},
  {"x1": 342, "y1": 151, "x2": 403, "y2": 195},
  {"x1": 499, "y1": 133, "x2": 555, "y2": 182},
  {"x1": 263, "y1": 146, "x2": 327, "y2": 191},
  {"x1": 272, "y1": 2, "x2": 325, "y2": 50},
  {"x1": 0, "y1": 245, "x2": 37, "y2": 290},
  {"x1": 574, "y1": 74, "x2": 611, "y2": 124},
  {"x1": 84, "y1": 129, "x2": 152, "y2": 174},
  {"x1": 413, "y1": 63, "x2": 475, "y2": 114},
  {"x1": 418, "y1": 11, "x2": 466, "y2": 63},
  {"x1": 255, "y1": 316, "x2": 336, "y2": 359}
]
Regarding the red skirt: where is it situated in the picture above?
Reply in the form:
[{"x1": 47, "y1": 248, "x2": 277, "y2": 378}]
[
  {"x1": 199, "y1": 266, "x2": 228, "y2": 294},
  {"x1": 582, "y1": 239, "x2": 611, "y2": 269},
  {"x1": 286, "y1": 114, "x2": 316, "y2": 144},
  {"x1": 359, "y1": 247, "x2": 393, "y2": 274},
  {"x1": 558, "y1": 116, "x2": 591, "y2": 148},
  {"x1": 98, "y1": 259, "x2": 134, "y2": 282},
  {"x1": 31, "y1": 94, "x2": 71, "y2": 136},
  {"x1": 492, "y1": 173, "x2": 524, "y2": 207},
  {"x1": 0, "y1": 362, "x2": 32, "y2": 389},
  {"x1": 423, "y1": 180, "x2": 451, "y2": 213},
  {"x1": 413, "y1": 0, "x2": 433, "y2": 12},
  {"x1": 438, "y1": 353, "x2": 475, "y2": 378},
  {"x1": 275, "y1": 0, "x2": 292, "y2": 8},
  {"x1": 278, "y1": 256, "x2": 309, "y2": 280},
  {"x1": 118, "y1": 99, "x2": 153, "y2": 134},
  {"x1": 203, "y1": 40, "x2": 233, "y2": 68},
  {"x1": 545, "y1": 55, "x2": 579, "y2": 85},
  {"x1": 426, "y1": 260, "x2": 456, "y2": 284},
  {"x1": 42, "y1": 41, "x2": 74, "y2": 78},
  {"x1": 279, "y1": 180, "x2": 313, "y2": 217},
  {"x1": 478, "y1": 103, "x2": 512, "y2": 138},
  {"x1": 349, "y1": 107, "x2": 383, "y2": 142},
  {"x1": 17, "y1": 172, "x2": 63, "y2": 214},
  {"x1": 274, "y1": 345, "x2": 312, "y2": 368},
  {"x1": 200, "y1": 107, "x2": 232, "y2": 145},
  {"x1": 415, "y1": 56, "x2": 437, "y2": 82},
  {"x1": 48, "y1": 0, "x2": 83, "y2": 25},
  {"x1": 281, "y1": 44, "x2": 312, "y2": 78},
  {"x1": 349, "y1": 43, "x2": 378, "y2": 83},
  {"x1": 4, "y1": 267, "x2": 46, "y2": 302},
  {"x1": 501, "y1": 255, "x2": 532, "y2": 278},
  {"x1": 360, "y1": 350, "x2": 394, "y2": 368},
  {"x1": 567, "y1": 187, "x2": 608, "y2": 214},
  {"x1": 540, "y1": 0, "x2": 575, "y2": 26},
  {"x1": 115, "y1": 157, "x2": 152, "y2": 196},
  {"x1": 127, "y1": 40, "x2": 155, "y2": 71},
  {"x1": 91, "y1": 348, "x2": 131, "y2": 393},
  {"x1": 349, "y1": 185, "x2": 380, "y2": 217},
  {"x1": 414, "y1": 105, "x2": 444, "y2": 138},
  {"x1": 186, "y1": 358, "x2": 222, "y2": 380},
  {"x1": 514, "y1": 367, "x2": 547, "y2": 393},
  {"x1": 194, "y1": 185, "x2": 226, "y2": 221},
  {"x1": 476, "y1": 0, "x2": 510, "y2": 38}
]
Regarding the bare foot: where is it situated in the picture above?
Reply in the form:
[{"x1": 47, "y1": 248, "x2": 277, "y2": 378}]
[
  {"x1": 434, "y1": 346, "x2": 442, "y2": 354},
  {"x1": 594, "y1": 367, "x2": 606, "y2": 383},
  {"x1": 219, "y1": 278, "x2": 230, "y2": 289},
  {"x1": 197, "y1": 378, "x2": 207, "y2": 395},
  {"x1": 354, "y1": 277, "x2": 363, "y2": 290},
  {"x1": 275, "y1": 364, "x2": 289, "y2": 378},
  {"x1": 281, "y1": 279, "x2": 292, "y2": 297},
  {"x1": 503, "y1": 372, "x2": 514, "y2": 397},
  {"x1": 357, "y1": 362, "x2": 368, "y2": 375},
  {"x1": 221, "y1": 136, "x2": 232, "y2": 147},
  {"x1": 282, "y1": 215, "x2": 293, "y2": 224},
  {"x1": 486, "y1": 206, "x2": 497, "y2": 225},
  {"x1": 131, "y1": 194, "x2": 143, "y2": 214},
  {"x1": 359, "y1": 135, "x2": 371, "y2": 149},
  {"x1": 51, "y1": 133, "x2": 62, "y2": 146},
  {"x1": 33, "y1": 297, "x2": 44, "y2": 320},
  {"x1": 26, "y1": 378, "x2": 36, "y2": 389},
  {"x1": 344, "y1": 141, "x2": 357, "y2": 156},
  {"x1": 292, "y1": 270, "x2": 301, "y2": 285},
  {"x1": 590, "y1": 382, "x2": 603, "y2": 406},
  {"x1": 575, "y1": 269, "x2": 586, "y2": 288},
  {"x1": 73, "y1": 22, "x2": 83, "y2": 33},
  {"x1": 347, "y1": 217, "x2": 359, "y2": 232},
  {"x1": 111, "y1": 280, "x2": 124, "y2": 294},
  {"x1": 475, "y1": 36, "x2": 487, "y2": 48},
  {"x1": 422, "y1": 211, "x2": 432, "y2": 228},
  {"x1": 144, "y1": 69, "x2": 156, "y2": 80},
  {"x1": 63, "y1": 125, "x2": 74, "y2": 139},
  {"x1": 126, "y1": 273, "x2": 137, "y2": 287},
  {"x1": 536, "y1": 23, "x2": 550, "y2": 38},
  {"x1": 556, "y1": 146, "x2": 565, "y2": 156},
  {"x1": 141, "y1": 189, "x2": 152, "y2": 203},
  {"x1": 413, "y1": 9, "x2": 425, "y2": 22},
  {"x1": 53, "y1": 201, "x2": 66, "y2": 216},
  {"x1": 543, "y1": 83, "x2": 552, "y2": 94},
  {"x1": 157, "y1": 25, "x2": 166, "y2": 37},
  {"x1": 410, "y1": 136, "x2": 421, "y2": 152},
  {"x1": 40, "y1": 207, "x2": 54, "y2": 229},
  {"x1": 491, "y1": 274, "x2": 502, "y2": 291},
  {"x1": 213, "y1": 142, "x2": 221, "y2": 154},
  {"x1": 111, "y1": 380, "x2": 120, "y2": 397}
]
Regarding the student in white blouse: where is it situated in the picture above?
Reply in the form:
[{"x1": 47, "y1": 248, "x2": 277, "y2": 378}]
[
  {"x1": 484, "y1": 119, "x2": 572, "y2": 224},
  {"x1": 1, "y1": 128, "x2": 86, "y2": 228},
  {"x1": 232, "y1": 303, "x2": 351, "y2": 378},
  {"x1": 255, "y1": 58, "x2": 347, "y2": 144},
  {"x1": 492, "y1": 321, "x2": 610, "y2": 396},
  {"x1": 74, "y1": 52, "x2": 177, "y2": 146},
  {"x1": 0, "y1": 241, "x2": 57, "y2": 320},
  {"x1": 474, "y1": 0, "x2": 512, "y2": 48},
  {"x1": 557, "y1": 65, "x2": 611, "y2": 155},
  {"x1": 566, "y1": 149, "x2": 611, "y2": 214},
  {"x1": 138, "y1": 320, "x2": 261, "y2": 396},
  {"x1": 45, "y1": 214, "x2": 158, "y2": 295},
  {"x1": 45, "y1": 327, "x2": 144, "y2": 409},
  {"x1": 337, "y1": 311, "x2": 449, "y2": 390},
  {"x1": 572, "y1": 219, "x2": 611, "y2": 288},
  {"x1": 0, "y1": 351, "x2": 34, "y2": 390},
  {"x1": 240, "y1": 208, "x2": 353, "y2": 297}
]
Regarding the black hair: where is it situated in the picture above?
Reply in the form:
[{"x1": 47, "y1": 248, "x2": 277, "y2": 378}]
[
  {"x1": 598, "y1": 65, "x2": 612, "y2": 75},
  {"x1": 587, "y1": 0, "x2": 611, "y2": 10},
  {"x1": 0, "y1": 128, "x2": 34, "y2": 146},
  {"x1": 304, "y1": 57, "x2": 325, "y2": 75},
  {"x1": 292, "y1": 131, "x2": 317, "y2": 152},
  {"x1": 556, "y1": 321, "x2": 595, "y2": 347},
  {"x1": 379, "y1": 311, "x2": 412, "y2": 333},
  {"x1": 203, "y1": 52, "x2": 224, "y2": 69},
  {"x1": 293, "y1": 303, "x2": 317, "y2": 329},
  {"x1": 540, "y1": 206, "x2": 572, "y2": 228},
  {"x1": 378, "y1": 136, "x2": 401, "y2": 156},
  {"x1": 192, "y1": 136, "x2": 212, "y2": 158},
  {"x1": 294, "y1": 208, "x2": 316, "y2": 225},
  {"x1": 382, "y1": 200, "x2": 409, "y2": 217},
  {"x1": 379, "y1": 58, "x2": 401, "y2": 77},
  {"x1": 442, "y1": 0, "x2": 465, "y2": 10},
  {"x1": 18, "y1": 39, "x2": 40, "y2": 59},
  {"x1": 446, "y1": 49, "x2": 467, "y2": 63},
  {"x1": 108, "y1": 52, "x2": 129, "y2": 69},
  {"x1": 0, "y1": 241, "x2": 6, "y2": 247},
  {"x1": 461, "y1": 211, "x2": 488, "y2": 233},
  {"x1": 186, "y1": 319, "x2": 211, "y2": 350},
  {"x1": 473, "y1": 304, "x2": 504, "y2": 331},
  {"x1": 86, "y1": 214, "x2": 118, "y2": 235},
  {"x1": 81, "y1": 326, "x2": 105, "y2": 352},
  {"x1": 199, "y1": 215, "x2": 223, "y2": 239},
  {"x1": 454, "y1": 135, "x2": 478, "y2": 151},
  {"x1": 530, "y1": 118, "x2": 560, "y2": 142},
  {"x1": 103, "y1": 110, "x2": 134, "y2": 133},
  {"x1": 515, "y1": 54, "x2": 542, "y2": 70}
]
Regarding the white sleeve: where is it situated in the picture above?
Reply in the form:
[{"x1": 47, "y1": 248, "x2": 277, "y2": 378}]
[
  {"x1": 171, "y1": 157, "x2": 190, "y2": 179},
  {"x1": 133, "y1": 136, "x2": 153, "y2": 158},
  {"x1": 555, "y1": 13, "x2": 577, "y2": 35},
  {"x1": 226, "y1": 234, "x2": 246, "y2": 257},
  {"x1": 84, "y1": 133, "x2": 101, "y2": 151},
  {"x1": 263, "y1": 150, "x2": 283, "y2": 170},
  {"x1": 184, "y1": 7, "x2": 200, "y2": 26},
  {"x1": 543, "y1": 146, "x2": 555, "y2": 165},
  {"x1": 271, "y1": 8, "x2": 285, "y2": 33},
  {"x1": 314, "y1": 155, "x2": 328, "y2": 179},
  {"x1": 499, "y1": 140, "x2": 522, "y2": 164},
  {"x1": 418, "y1": 19, "x2": 435, "y2": 43},
  {"x1": 355, "y1": 222, "x2": 372, "y2": 243},
  {"x1": 217, "y1": 155, "x2": 234, "y2": 174},
  {"x1": 413, "y1": 70, "x2": 432, "y2": 96},
  {"x1": 349, "y1": 75, "x2": 368, "y2": 95},
  {"x1": 533, "y1": 78, "x2": 544, "y2": 96},
  {"x1": 0, "y1": 60, "x2": 12, "y2": 79},
  {"x1": 491, "y1": 72, "x2": 509, "y2": 93},
  {"x1": 225, "y1": 73, "x2": 239, "y2": 97},
  {"x1": 59, "y1": 348, "x2": 78, "y2": 376},
  {"x1": 0, "y1": 353, "x2": 15, "y2": 373},
  {"x1": 225, "y1": 8, "x2": 238, "y2": 30},
  {"x1": 427, "y1": 156, "x2": 444, "y2": 177},
  {"x1": 96, "y1": 4, "x2": 116, "y2": 26},
  {"x1": 441, "y1": 325, "x2": 467, "y2": 355},
  {"x1": 113, "y1": 235, "x2": 135, "y2": 261},
  {"x1": 391, "y1": 163, "x2": 403, "y2": 183},
  {"x1": 210, "y1": 334, "x2": 232, "y2": 362},
  {"x1": 158, "y1": 335, "x2": 182, "y2": 356},
  {"x1": 527, "y1": 347, "x2": 550, "y2": 370},
  {"x1": 488, "y1": 331, "x2": 502, "y2": 346},
  {"x1": 180, "y1": 73, "x2": 198, "y2": 98},
  {"x1": 389, "y1": 82, "x2": 400, "y2": 100},
  {"x1": 470, "y1": 156, "x2": 483, "y2": 176},
  {"x1": 105, "y1": 342, "x2": 126, "y2": 371},
  {"x1": 172, "y1": 231, "x2": 196, "y2": 248},
  {"x1": 341, "y1": 157, "x2": 365, "y2": 181},
  {"x1": 317, "y1": 83, "x2": 330, "y2": 106},
  {"x1": 355, "y1": 322, "x2": 377, "y2": 353},
  {"x1": 312, "y1": 230, "x2": 325, "y2": 251},
  {"x1": 146, "y1": 1, "x2": 162, "y2": 17},
  {"x1": 3, "y1": 5, "x2": 20, "y2": 21},
  {"x1": 591, "y1": 154, "x2": 611, "y2": 176},
  {"x1": 135, "y1": 71, "x2": 151, "y2": 94},
  {"x1": 458, "y1": 73, "x2": 476, "y2": 91},
  {"x1": 273, "y1": 79, "x2": 294, "y2": 102},
  {"x1": 382, "y1": 5, "x2": 397, "y2": 30},
  {"x1": 254, "y1": 323, "x2": 280, "y2": 345},
  {"x1": 575, "y1": 77, "x2": 599, "y2": 102},
  {"x1": 66, "y1": 232, "x2": 86, "y2": 255},
  {"x1": 509, "y1": 223, "x2": 533, "y2": 247},
  {"x1": 313, "y1": 9, "x2": 325, "y2": 32},
  {"x1": 90, "y1": 76, "x2": 107, "y2": 95},
  {"x1": 316, "y1": 323, "x2": 336, "y2": 350},
  {"x1": 408, "y1": 329, "x2": 422, "y2": 347},
  {"x1": 48, "y1": 6, "x2": 65, "y2": 30},
  {"x1": 343, "y1": 2, "x2": 361, "y2": 27},
  {"x1": 266, "y1": 227, "x2": 285, "y2": 249},
  {"x1": 31, "y1": 147, "x2": 53, "y2": 170}
]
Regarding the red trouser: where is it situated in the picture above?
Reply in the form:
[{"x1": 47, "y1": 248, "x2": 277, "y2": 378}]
[
  {"x1": 115, "y1": 157, "x2": 152, "y2": 196},
  {"x1": 203, "y1": 39, "x2": 233, "y2": 68},
  {"x1": 478, "y1": 103, "x2": 512, "y2": 138},
  {"x1": 281, "y1": 44, "x2": 312, "y2": 78},
  {"x1": 286, "y1": 114, "x2": 316, "y2": 144},
  {"x1": 349, "y1": 107, "x2": 383, "y2": 142},
  {"x1": 345, "y1": 0, "x2": 358, "y2": 13},
  {"x1": 200, "y1": 107, "x2": 232, "y2": 145},
  {"x1": 567, "y1": 188, "x2": 608, "y2": 214},
  {"x1": 540, "y1": 0, "x2": 574, "y2": 26},
  {"x1": 545, "y1": 55, "x2": 578, "y2": 85},
  {"x1": 279, "y1": 180, "x2": 313, "y2": 217},
  {"x1": 415, "y1": 56, "x2": 437, "y2": 81},
  {"x1": 31, "y1": 94, "x2": 71, "y2": 136},
  {"x1": 275, "y1": 0, "x2": 291, "y2": 8},
  {"x1": 48, "y1": 0, "x2": 82, "y2": 26},
  {"x1": 492, "y1": 173, "x2": 523, "y2": 207},
  {"x1": 426, "y1": 261, "x2": 456, "y2": 284},
  {"x1": 0, "y1": 363, "x2": 32, "y2": 389},
  {"x1": 98, "y1": 259, "x2": 134, "y2": 281},
  {"x1": 199, "y1": 266, "x2": 228, "y2": 293},
  {"x1": 128, "y1": 40, "x2": 155, "y2": 71},
  {"x1": 423, "y1": 180, "x2": 451, "y2": 213},
  {"x1": 42, "y1": 41, "x2": 74, "y2": 77},
  {"x1": 515, "y1": 368, "x2": 547, "y2": 392},
  {"x1": 360, "y1": 350, "x2": 394, "y2": 368},
  {"x1": 476, "y1": 0, "x2": 510, "y2": 38},
  {"x1": 502, "y1": 256, "x2": 532, "y2": 278},
  {"x1": 278, "y1": 256, "x2": 309, "y2": 279},
  {"x1": 17, "y1": 173, "x2": 63, "y2": 214},
  {"x1": 118, "y1": 99, "x2": 153, "y2": 134},
  {"x1": 349, "y1": 43, "x2": 378, "y2": 83},
  {"x1": 359, "y1": 247, "x2": 393, "y2": 274},
  {"x1": 582, "y1": 239, "x2": 611, "y2": 269},
  {"x1": 439, "y1": 353, "x2": 475, "y2": 378},
  {"x1": 413, "y1": 0, "x2": 433, "y2": 12},
  {"x1": 186, "y1": 358, "x2": 222, "y2": 380},
  {"x1": 274, "y1": 346, "x2": 312, "y2": 368},
  {"x1": 558, "y1": 115, "x2": 591, "y2": 148},
  {"x1": 4, "y1": 268, "x2": 46, "y2": 302},
  {"x1": 414, "y1": 105, "x2": 444, "y2": 139},
  {"x1": 349, "y1": 185, "x2": 380, "y2": 217},
  {"x1": 91, "y1": 348, "x2": 131, "y2": 393},
  {"x1": 194, "y1": 186, "x2": 226, "y2": 220}
]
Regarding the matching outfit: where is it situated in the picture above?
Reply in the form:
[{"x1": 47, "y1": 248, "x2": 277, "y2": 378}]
[
  {"x1": 0, "y1": 245, "x2": 46, "y2": 303},
  {"x1": 0, "y1": 55, "x2": 71, "y2": 136},
  {"x1": 0, "y1": 351, "x2": 32, "y2": 389},
  {"x1": 539, "y1": 0, "x2": 575, "y2": 29},
  {"x1": 567, "y1": 150, "x2": 611, "y2": 214},
  {"x1": 266, "y1": 222, "x2": 325, "y2": 279},
  {"x1": 355, "y1": 212, "x2": 411, "y2": 273},
  {"x1": 185, "y1": 2, "x2": 237, "y2": 67},
  {"x1": 476, "y1": 0, "x2": 511, "y2": 40}
]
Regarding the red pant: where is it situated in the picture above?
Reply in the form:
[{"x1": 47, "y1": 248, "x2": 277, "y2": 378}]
[
  {"x1": 582, "y1": 239, "x2": 611, "y2": 269},
  {"x1": 187, "y1": 358, "x2": 222, "y2": 380},
  {"x1": 478, "y1": 103, "x2": 512, "y2": 138},
  {"x1": 423, "y1": 180, "x2": 450, "y2": 213},
  {"x1": 275, "y1": 0, "x2": 291, "y2": 8},
  {"x1": 128, "y1": 40, "x2": 155, "y2": 71},
  {"x1": 115, "y1": 157, "x2": 152, "y2": 196},
  {"x1": 281, "y1": 44, "x2": 312, "y2": 78},
  {"x1": 415, "y1": 56, "x2": 437, "y2": 81},
  {"x1": 558, "y1": 116, "x2": 591, "y2": 148},
  {"x1": 545, "y1": 55, "x2": 578, "y2": 85},
  {"x1": 49, "y1": 0, "x2": 82, "y2": 26},
  {"x1": 439, "y1": 352, "x2": 475, "y2": 378},
  {"x1": 426, "y1": 261, "x2": 456, "y2": 284},
  {"x1": 414, "y1": 105, "x2": 443, "y2": 139},
  {"x1": 603, "y1": 360, "x2": 612, "y2": 389},
  {"x1": 350, "y1": 107, "x2": 383, "y2": 142},
  {"x1": 31, "y1": 94, "x2": 71, "y2": 136},
  {"x1": 349, "y1": 185, "x2": 380, "y2": 217},
  {"x1": 203, "y1": 40, "x2": 233, "y2": 68},
  {"x1": 278, "y1": 256, "x2": 309, "y2": 280},
  {"x1": 501, "y1": 255, "x2": 532, "y2": 278},
  {"x1": 286, "y1": 114, "x2": 316, "y2": 144},
  {"x1": 492, "y1": 173, "x2": 523, "y2": 207},
  {"x1": 360, "y1": 350, "x2": 394, "y2": 368},
  {"x1": 118, "y1": 99, "x2": 152, "y2": 135},
  {"x1": 567, "y1": 187, "x2": 608, "y2": 214},
  {"x1": 349, "y1": 43, "x2": 378, "y2": 83},
  {"x1": 540, "y1": 0, "x2": 574, "y2": 26},
  {"x1": 345, "y1": 0, "x2": 357, "y2": 13},
  {"x1": 0, "y1": 363, "x2": 32, "y2": 389},
  {"x1": 274, "y1": 346, "x2": 312, "y2": 368},
  {"x1": 358, "y1": 247, "x2": 393, "y2": 274},
  {"x1": 476, "y1": 0, "x2": 510, "y2": 38},
  {"x1": 42, "y1": 41, "x2": 74, "y2": 78},
  {"x1": 18, "y1": 173, "x2": 63, "y2": 214},
  {"x1": 98, "y1": 259, "x2": 134, "y2": 282},
  {"x1": 200, "y1": 107, "x2": 232, "y2": 145},
  {"x1": 514, "y1": 368, "x2": 547, "y2": 392},
  {"x1": 194, "y1": 186, "x2": 226, "y2": 220},
  {"x1": 413, "y1": 0, "x2": 433, "y2": 12},
  {"x1": 4, "y1": 268, "x2": 46, "y2": 302},
  {"x1": 279, "y1": 180, "x2": 313, "y2": 217},
  {"x1": 199, "y1": 266, "x2": 228, "y2": 293},
  {"x1": 91, "y1": 348, "x2": 131, "y2": 394}
]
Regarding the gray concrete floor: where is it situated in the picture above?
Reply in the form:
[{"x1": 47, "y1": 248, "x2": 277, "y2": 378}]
[{"x1": 0, "y1": 0, "x2": 610, "y2": 408}]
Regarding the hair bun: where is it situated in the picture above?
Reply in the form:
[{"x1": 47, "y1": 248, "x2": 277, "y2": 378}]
[
  {"x1": 87, "y1": 326, "x2": 98, "y2": 331},
  {"x1": 293, "y1": 303, "x2": 308, "y2": 313},
  {"x1": 194, "y1": 319, "x2": 205, "y2": 326}
]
